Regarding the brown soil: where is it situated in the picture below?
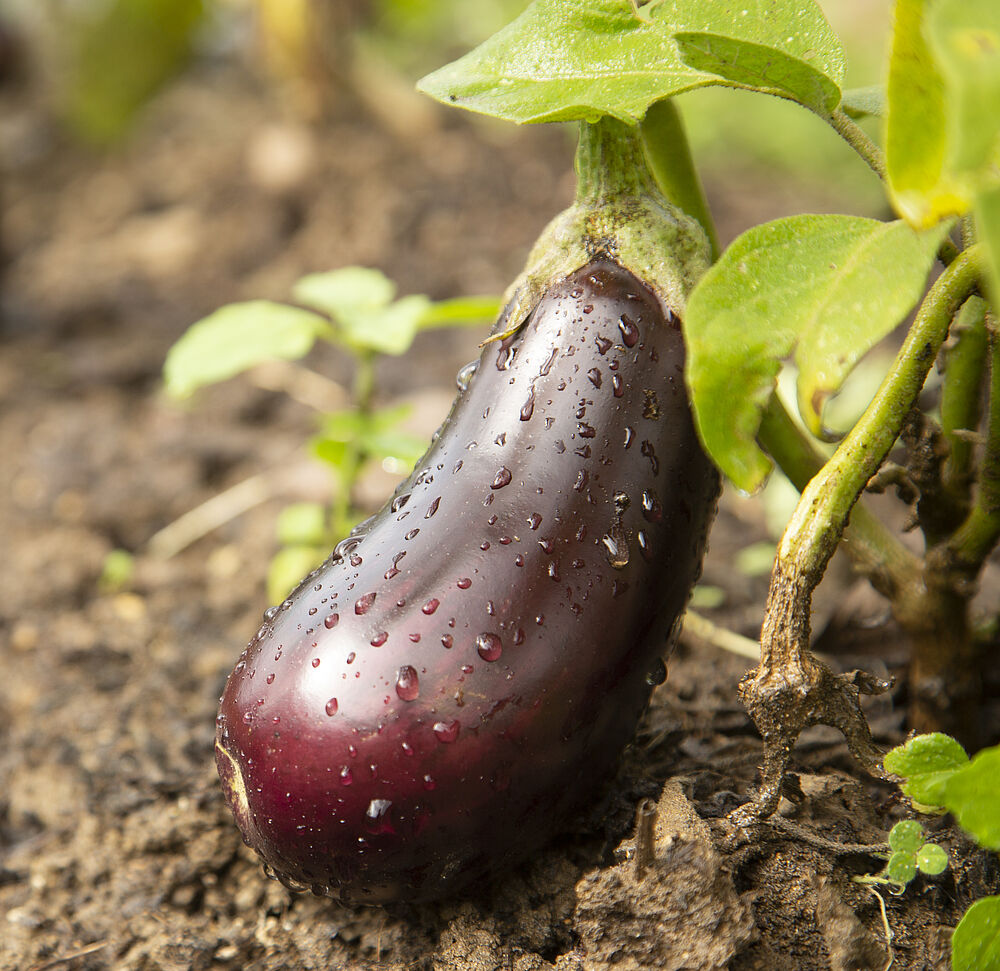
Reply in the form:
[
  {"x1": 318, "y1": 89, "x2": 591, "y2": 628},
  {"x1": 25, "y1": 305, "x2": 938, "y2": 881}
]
[{"x1": 1, "y1": 65, "x2": 997, "y2": 971}]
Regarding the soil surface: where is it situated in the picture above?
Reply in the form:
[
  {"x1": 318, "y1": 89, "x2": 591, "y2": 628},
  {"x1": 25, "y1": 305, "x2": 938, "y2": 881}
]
[{"x1": 2, "y1": 64, "x2": 998, "y2": 971}]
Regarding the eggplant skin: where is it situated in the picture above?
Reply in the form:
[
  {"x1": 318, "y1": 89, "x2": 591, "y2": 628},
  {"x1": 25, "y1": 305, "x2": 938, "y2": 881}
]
[{"x1": 215, "y1": 258, "x2": 719, "y2": 905}]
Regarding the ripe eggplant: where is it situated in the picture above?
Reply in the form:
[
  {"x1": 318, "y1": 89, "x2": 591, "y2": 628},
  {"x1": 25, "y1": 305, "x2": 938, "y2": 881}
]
[
  {"x1": 215, "y1": 118, "x2": 719, "y2": 904},
  {"x1": 216, "y1": 256, "x2": 718, "y2": 903}
]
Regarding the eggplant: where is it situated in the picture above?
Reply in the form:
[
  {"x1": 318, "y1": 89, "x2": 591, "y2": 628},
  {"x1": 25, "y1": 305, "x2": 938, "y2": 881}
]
[{"x1": 215, "y1": 119, "x2": 719, "y2": 905}]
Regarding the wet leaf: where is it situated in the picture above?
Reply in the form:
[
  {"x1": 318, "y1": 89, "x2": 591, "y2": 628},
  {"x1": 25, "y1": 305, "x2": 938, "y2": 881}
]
[
  {"x1": 952, "y1": 895, "x2": 1000, "y2": 971},
  {"x1": 942, "y1": 744, "x2": 1000, "y2": 850},
  {"x1": 888, "y1": 819, "x2": 925, "y2": 854},
  {"x1": 883, "y1": 732, "x2": 969, "y2": 807},
  {"x1": 916, "y1": 843, "x2": 948, "y2": 875},
  {"x1": 417, "y1": 0, "x2": 843, "y2": 124},
  {"x1": 164, "y1": 301, "x2": 333, "y2": 398}
]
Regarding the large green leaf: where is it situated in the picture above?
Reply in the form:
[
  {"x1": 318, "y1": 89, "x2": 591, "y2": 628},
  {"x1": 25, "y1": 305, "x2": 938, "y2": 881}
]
[
  {"x1": 417, "y1": 0, "x2": 844, "y2": 124},
  {"x1": 883, "y1": 732, "x2": 969, "y2": 807},
  {"x1": 942, "y1": 744, "x2": 1000, "y2": 850},
  {"x1": 952, "y1": 896, "x2": 1000, "y2": 971},
  {"x1": 684, "y1": 215, "x2": 948, "y2": 491},
  {"x1": 926, "y1": 0, "x2": 1000, "y2": 178},
  {"x1": 885, "y1": 0, "x2": 970, "y2": 226},
  {"x1": 164, "y1": 301, "x2": 333, "y2": 399}
]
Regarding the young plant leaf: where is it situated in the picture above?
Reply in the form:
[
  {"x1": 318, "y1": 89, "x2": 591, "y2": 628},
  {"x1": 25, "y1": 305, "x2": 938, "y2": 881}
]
[
  {"x1": 683, "y1": 215, "x2": 948, "y2": 490},
  {"x1": 314, "y1": 405, "x2": 426, "y2": 468},
  {"x1": 276, "y1": 502, "x2": 328, "y2": 547},
  {"x1": 916, "y1": 843, "x2": 948, "y2": 876},
  {"x1": 926, "y1": 0, "x2": 1000, "y2": 179},
  {"x1": 883, "y1": 732, "x2": 969, "y2": 807},
  {"x1": 419, "y1": 295, "x2": 501, "y2": 329},
  {"x1": 951, "y1": 895, "x2": 1000, "y2": 971},
  {"x1": 885, "y1": 0, "x2": 970, "y2": 227},
  {"x1": 888, "y1": 819, "x2": 925, "y2": 854},
  {"x1": 268, "y1": 545, "x2": 326, "y2": 604},
  {"x1": 942, "y1": 744, "x2": 1000, "y2": 850},
  {"x1": 292, "y1": 267, "x2": 396, "y2": 318},
  {"x1": 164, "y1": 301, "x2": 333, "y2": 398},
  {"x1": 886, "y1": 850, "x2": 917, "y2": 886},
  {"x1": 417, "y1": 0, "x2": 843, "y2": 125},
  {"x1": 293, "y1": 268, "x2": 433, "y2": 354},
  {"x1": 341, "y1": 295, "x2": 432, "y2": 356},
  {"x1": 672, "y1": 32, "x2": 841, "y2": 115}
]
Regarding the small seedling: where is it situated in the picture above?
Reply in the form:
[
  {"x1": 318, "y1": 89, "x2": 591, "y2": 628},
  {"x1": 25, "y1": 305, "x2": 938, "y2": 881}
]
[
  {"x1": 854, "y1": 818, "x2": 949, "y2": 893},
  {"x1": 164, "y1": 266, "x2": 497, "y2": 600}
]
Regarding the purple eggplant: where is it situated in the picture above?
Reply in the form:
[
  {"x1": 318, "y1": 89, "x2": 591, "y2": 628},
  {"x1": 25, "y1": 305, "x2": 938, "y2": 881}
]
[{"x1": 215, "y1": 256, "x2": 718, "y2": 904}]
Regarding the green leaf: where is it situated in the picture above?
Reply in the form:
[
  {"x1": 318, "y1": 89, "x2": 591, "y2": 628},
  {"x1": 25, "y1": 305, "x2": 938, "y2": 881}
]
[
  {"x1": 672, "y1": 31, "x2": 840, "y2": 114},
  {"x1": 419, "y1": 296, "x2": 501, "y2": 329},
  {"x1": 841, "y1": 85, "x2": 884, "y2": 119},
  {"x1": 417, "y1": 0, "x2": 844, "y2": 125},
  {"x1": 889, "y1": 819, "x2": 925, "y2": 854},
  {"x1": 885, "y1": 0, "x2": 971, "y2": 227},
  {"x1": 885, "y1": 850, "x2": 917, "y2": 886},
  {"x1": 977, "y1": 184, "x2": 1000, "y2": 307},
  {"x1": 916, "y1": 843, "x2": 948, "y2": 875},
  {"x1": 364, "y1": 430, "x2": 428, "y2": 466},
  {"x1": 342, "y1": 295, "x2": 433, "y2": 356},
  {"x1": 313, "y1": 404, "x2": 425, "y2": 469},
  {"x1": 926, "y1": 0, "x2": 1000, "y2": 178},
  {"x1": 268, "y1": 546, "x2": 326, "y2": 604},
  {"x1": 319, "y1": 404, "x2": 413, "y2": 441},
  {"x1": 942, "y1": 744, "x2": 1000, "y2": 850},
  {"x1": 275, "y1": 502, "x2": 328, "y2": 547},
  {"x1": 684, "y1": 215, "x2": 948, "y2": 490},
  {"x1": 883, "y1": 732, "x2": 969, "y2": 807},
  {"x1": 294, "y1": 268, "x2": 433, "y2": 355},
  {"x1": 164, "y1": 301, "x2": 333, "y2": 398},
  {"x1": 311, "y1": 436, "x2": 349, "y2": 473},
  {"x1": 952, "y1": 896, "x2": 1000, "y2": 971},
  {"x1": 292, "y1": 267, "x2": 396, "y2": 319}
]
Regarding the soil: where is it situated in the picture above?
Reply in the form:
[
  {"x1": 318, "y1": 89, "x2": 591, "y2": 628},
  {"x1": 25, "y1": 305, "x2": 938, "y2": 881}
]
[{"x1": 1, "y1": 62, "x2": 998, "y2": 971}]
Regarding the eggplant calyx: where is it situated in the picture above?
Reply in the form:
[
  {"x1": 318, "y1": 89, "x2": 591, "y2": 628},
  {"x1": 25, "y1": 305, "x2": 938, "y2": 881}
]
[{"x1": 484, "y1": 115, "x2": 711, "y2": 346}]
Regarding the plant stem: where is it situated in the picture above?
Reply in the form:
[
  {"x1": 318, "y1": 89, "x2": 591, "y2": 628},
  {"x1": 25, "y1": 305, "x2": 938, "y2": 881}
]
[
  {"x1": 829, "y1": 108, "x2": 886, "y2": 180},
  {"x1": 640, "y1": 99, "x2": 720, "y2": 259},
  {"x1": 757, "y1": 396, "x2": 921, "y2": 599},
  {"x1": 779, "y1": 245, "x2": 982, "y2": 578},
  {"x1": 940, "y1": 296, "x2": 988, "y2": 500},
  {"x1": 734, "y1": 246, "x2": 984, "y2": 820},
  {"x1": 574, "y1": 116, "x2": 661, "y2": 209},
  {"x1": 331, "y1": 350, "x2": 377, "y2": 539},
  {"x1": 946, "y1": 309, "x2": 1000, "y2": 570}
]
